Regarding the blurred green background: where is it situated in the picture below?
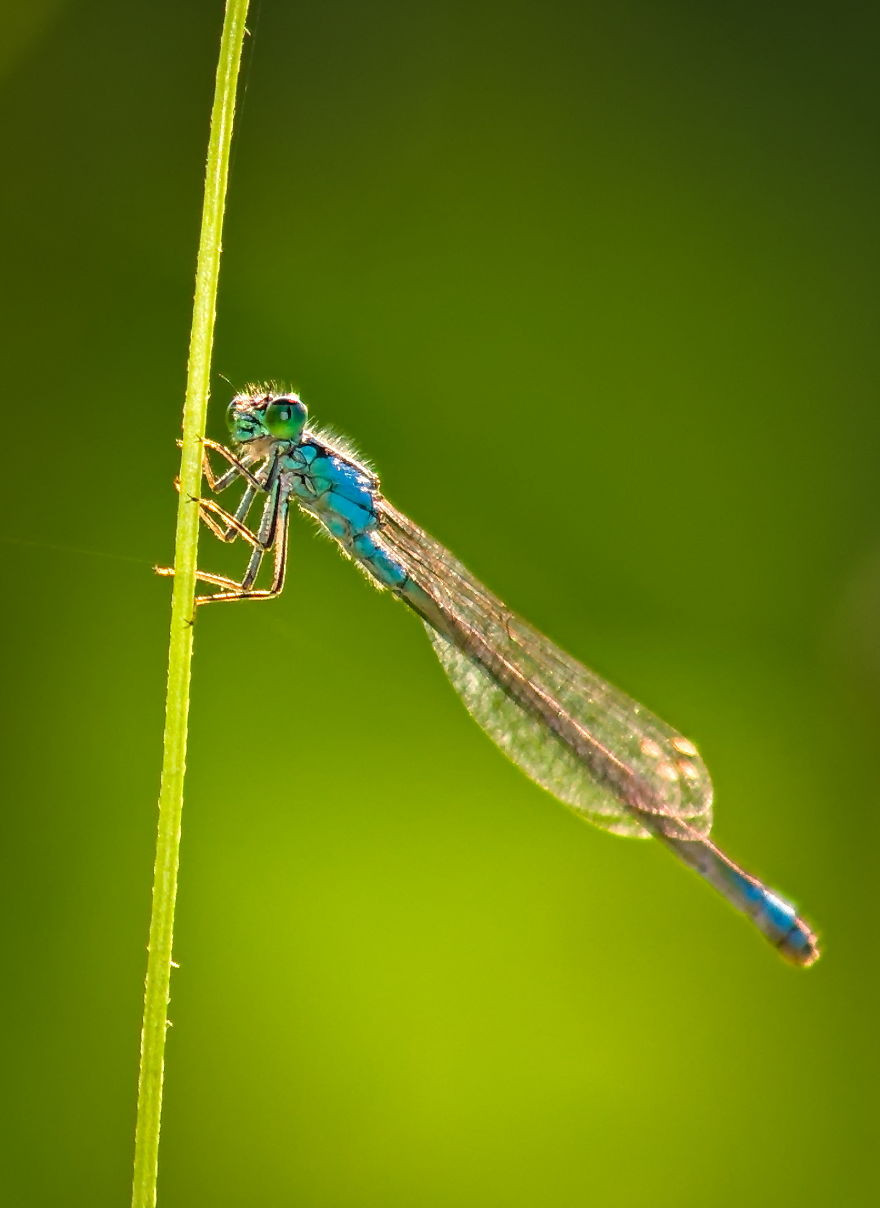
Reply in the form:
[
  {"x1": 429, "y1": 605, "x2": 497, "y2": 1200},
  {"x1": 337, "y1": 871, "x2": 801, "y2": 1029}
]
[{"x1": 2, "y1": 2, "x2": 877, "y2": 1204}]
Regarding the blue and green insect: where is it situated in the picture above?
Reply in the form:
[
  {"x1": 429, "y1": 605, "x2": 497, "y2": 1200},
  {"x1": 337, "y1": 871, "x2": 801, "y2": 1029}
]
[{"x1": 161, "y1": 389, "x2": 819, "y2": 966}]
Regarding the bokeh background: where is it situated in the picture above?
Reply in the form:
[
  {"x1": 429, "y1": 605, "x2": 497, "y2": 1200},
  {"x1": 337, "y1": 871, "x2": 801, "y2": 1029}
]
[{"x1": 2, "y1": 2, "x2": 877, "y2": 1204}]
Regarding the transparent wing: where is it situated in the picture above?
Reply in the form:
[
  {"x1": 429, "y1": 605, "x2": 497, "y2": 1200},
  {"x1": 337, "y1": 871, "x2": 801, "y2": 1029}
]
[{"x1": 378, "y1": 503, "x2": 713, "y2": 840}]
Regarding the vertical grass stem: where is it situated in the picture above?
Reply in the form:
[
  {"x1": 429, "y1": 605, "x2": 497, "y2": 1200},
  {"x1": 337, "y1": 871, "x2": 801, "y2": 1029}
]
[{"x1": 131, "y1": 4, "x2": 250, "y2": 1205}]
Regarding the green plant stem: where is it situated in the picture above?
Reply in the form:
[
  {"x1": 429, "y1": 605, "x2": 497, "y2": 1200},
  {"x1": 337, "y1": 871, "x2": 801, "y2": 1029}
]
[{"x1": 131, "y1": 4, "x2": 250, "y2": 1206}]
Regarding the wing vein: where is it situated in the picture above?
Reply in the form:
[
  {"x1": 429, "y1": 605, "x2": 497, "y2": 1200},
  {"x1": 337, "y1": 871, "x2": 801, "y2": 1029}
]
[{"x1": 378, "y1": 502, "x2": 714, "y2": 839}]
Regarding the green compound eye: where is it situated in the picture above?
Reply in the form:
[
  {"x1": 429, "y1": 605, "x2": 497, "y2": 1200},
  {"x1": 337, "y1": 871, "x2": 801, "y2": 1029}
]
[
  {"x1": 265, "y1": 396, "x2": 308, "y2": 441},
  {"x1": 225, "y1": 399, "x2": 239, "y2": 434}
]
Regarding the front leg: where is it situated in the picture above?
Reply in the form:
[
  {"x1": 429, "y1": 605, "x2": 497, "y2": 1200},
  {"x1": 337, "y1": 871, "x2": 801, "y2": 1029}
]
[
  {"x1": 202, "y1": 439, "x2": 269, "y2": 492},
  {"x1": 176, "y1": 437, "x2": 266, "y2": 493}
]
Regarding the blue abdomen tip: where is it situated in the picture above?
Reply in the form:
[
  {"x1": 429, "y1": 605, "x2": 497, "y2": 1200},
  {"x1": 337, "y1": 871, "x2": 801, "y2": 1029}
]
[{"x1": 778, "y1": 918, "x2": 820, "y2": 967}]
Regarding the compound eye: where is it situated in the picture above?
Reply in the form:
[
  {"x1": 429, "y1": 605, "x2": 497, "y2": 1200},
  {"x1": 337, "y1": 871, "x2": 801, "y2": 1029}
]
[
  {"x1": 225, "y1": 399, "x2": 239, "y2": 434},
  {"x1": 265, "y1": 396, "x2": 307, "y2": 441}
]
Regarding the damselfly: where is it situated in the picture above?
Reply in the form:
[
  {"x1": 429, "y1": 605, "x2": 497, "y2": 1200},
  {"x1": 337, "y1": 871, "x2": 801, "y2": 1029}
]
[{"x1": 159, "y1": 389, "x2": 819, "y2": 966}]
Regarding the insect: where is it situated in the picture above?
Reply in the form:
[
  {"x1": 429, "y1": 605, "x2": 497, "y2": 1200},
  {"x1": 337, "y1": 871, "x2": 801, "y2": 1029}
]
[{"x1": 159, "y1": 389, "x2": 819, "y2": 965}]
